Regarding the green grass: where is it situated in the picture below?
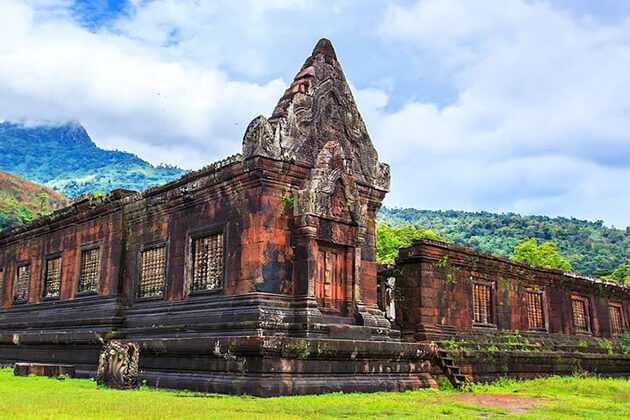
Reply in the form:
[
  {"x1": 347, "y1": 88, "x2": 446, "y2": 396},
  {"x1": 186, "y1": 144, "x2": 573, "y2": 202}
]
[{"x1": 1, "y1": 369, "x2": 629, "y2": 419}]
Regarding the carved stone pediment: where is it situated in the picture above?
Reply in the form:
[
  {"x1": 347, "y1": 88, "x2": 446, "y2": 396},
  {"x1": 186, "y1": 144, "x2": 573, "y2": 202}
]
[
  {"x1": 295, "y1": 141, "x2": 366, "y2": 225},
  {"x1": 242, "y1": 38, "x2": 390, "y2": 192}
]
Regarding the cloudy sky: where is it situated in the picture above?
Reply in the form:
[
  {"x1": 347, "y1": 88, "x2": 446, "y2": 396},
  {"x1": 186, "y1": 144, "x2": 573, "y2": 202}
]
[{"x1": 1, "y1": 0, "x2": 630, "y2": 227}]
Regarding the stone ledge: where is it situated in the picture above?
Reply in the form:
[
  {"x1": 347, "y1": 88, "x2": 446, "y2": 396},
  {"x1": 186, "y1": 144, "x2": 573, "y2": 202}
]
[
  {"x1": 135, "y1": 336, "x2": 437, "y2": 360},
  {"x1": 140, "y1": 371, "x2": 435, "y2": 397},
  {"x1": 442, "y1": 349, "x2": 630, "y2": 383}
]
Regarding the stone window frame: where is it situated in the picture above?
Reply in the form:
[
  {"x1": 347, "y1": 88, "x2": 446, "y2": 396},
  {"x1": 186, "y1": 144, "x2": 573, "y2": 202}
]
[
  {"x1": 76, "y1": 242, "x2": 103, "y2": 296},
  {"x1": 13, "y1": 260, "x2": 32, "y2": 304},
  {"x1": 525, "y1": 286, "x2": 547, "y2": 332},
  {"x1": 471, "y1": 278, "x2": 497, "y2": 329},
  {"x1": 571, "y1": 294, "x2": 592, "y2": 334},
  {"x1": 41, "y1": 252, "x2": 63, "y2": 301},
  {"x1": 185, "y1": 224, "x2": 226, "y2": 297},
  {"x1": 135, "y1": 239, "x2": 170, "y2": 301},
  {"x1": 608, "y1": 301, "x2": 625, "y2": 336}
]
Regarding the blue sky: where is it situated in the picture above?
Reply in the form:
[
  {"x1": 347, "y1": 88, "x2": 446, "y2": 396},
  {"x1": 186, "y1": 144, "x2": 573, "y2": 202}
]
[{"x1": 1, "y1": 1, "x2": 630, "y2": 228}]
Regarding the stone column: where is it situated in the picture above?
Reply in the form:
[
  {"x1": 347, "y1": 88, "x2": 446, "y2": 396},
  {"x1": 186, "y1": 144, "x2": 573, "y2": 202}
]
[{"x1": 292, "y1": 215, "x2": 319, "y2": 297}]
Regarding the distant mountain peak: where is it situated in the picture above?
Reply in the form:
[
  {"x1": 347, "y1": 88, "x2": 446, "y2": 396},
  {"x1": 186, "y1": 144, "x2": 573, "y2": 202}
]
[
  {"x1": 0, "y1": 120, "x2": 187, "y2": 197},
  {"x1": 0, "y1": 120, "x2": 93, "y2": 146},
  {"x1": 0, "y1": 119, "x2": 81, "y2": 129}
]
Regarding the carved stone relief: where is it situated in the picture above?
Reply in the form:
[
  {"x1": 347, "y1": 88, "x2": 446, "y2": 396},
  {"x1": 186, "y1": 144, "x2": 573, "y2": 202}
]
[
  {"x1": 96, "y1": 341, "x2": 140, "y2": 390},
  {"x1": 242, "y1": 115, "x2": 281, "y2": 159},
  {"x1": 294, "y1": 141, "x2": 361, "y2": 224}
]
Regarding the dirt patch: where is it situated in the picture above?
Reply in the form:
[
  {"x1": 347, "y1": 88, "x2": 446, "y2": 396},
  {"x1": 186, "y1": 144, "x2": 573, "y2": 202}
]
[{"x1": 448, "y1": 393, "x2": 545, "y2": 414}]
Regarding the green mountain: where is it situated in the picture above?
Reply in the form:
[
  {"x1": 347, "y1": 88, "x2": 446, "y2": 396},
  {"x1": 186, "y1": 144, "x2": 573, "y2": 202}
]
[
  {"x1": 0, "y1": 169, "x2": 69, "y2": 231},
  {"x1": 0, "y1": 122, "x2": 187, "y2": 197},
  {"x1": 377, "y1": 207, "x2": 630, "y2": 277}
]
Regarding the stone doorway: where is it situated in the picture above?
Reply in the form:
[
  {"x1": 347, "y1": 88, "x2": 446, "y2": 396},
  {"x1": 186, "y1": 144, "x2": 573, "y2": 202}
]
[{"x1": 316, "y1": 244, "x2": 347, "y2": 315}]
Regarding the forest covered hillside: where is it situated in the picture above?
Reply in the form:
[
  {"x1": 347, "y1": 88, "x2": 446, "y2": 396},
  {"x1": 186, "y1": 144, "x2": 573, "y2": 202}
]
[
  {"x1": 0, "y1": 169, "x2": 69, "y2": 231},
  {"x1": 377, "y1": 207, "x2": 630, "y2": 277},
  {"x1": 0, "y1": 122, "x2": 187, "y2": 197}
]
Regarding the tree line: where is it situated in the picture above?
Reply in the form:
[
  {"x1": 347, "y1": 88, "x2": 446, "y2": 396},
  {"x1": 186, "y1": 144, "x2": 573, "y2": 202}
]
[{"x1": 377, "y1": 207, "x2": 630, "y2": 284}]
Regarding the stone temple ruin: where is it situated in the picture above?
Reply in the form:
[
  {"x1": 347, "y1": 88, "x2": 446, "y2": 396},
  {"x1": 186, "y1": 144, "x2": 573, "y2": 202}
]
[
  {"x1": 0, "y1": 39, "x2": 435, "y2": 396},
  {"x1": 378, "y1": 239, "x2": 630, "y2": 386},
  {"x1": 1, "y1": 39, "x2": 629, "y2": 395}
]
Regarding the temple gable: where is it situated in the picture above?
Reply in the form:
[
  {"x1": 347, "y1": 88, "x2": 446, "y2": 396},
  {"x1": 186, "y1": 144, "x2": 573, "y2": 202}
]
[{"x1": 242, "y1": 39, "x2": 390, "y2": 192}]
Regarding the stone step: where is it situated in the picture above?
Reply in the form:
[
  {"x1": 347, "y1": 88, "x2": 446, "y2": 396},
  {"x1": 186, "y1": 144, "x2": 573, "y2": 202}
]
[
  {"x1": 446, "y1": 368, "x2": 461, "y2": 376},
  {"x1": 435, "y1": 350, "x2": 470, "y2": 389}
]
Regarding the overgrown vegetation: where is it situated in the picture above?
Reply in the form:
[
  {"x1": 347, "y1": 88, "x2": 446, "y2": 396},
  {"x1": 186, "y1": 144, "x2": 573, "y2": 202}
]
[
  {"x1": 378, "y1": 207, "x2": 630, "y2": 277},
  {"x1": 604, "y1": 264, "x2": 630, "y2": 285},
  {"x1": 440, "y1": 331, "x2": 541, "y2": 352},
  {"x1": 1, "y1": 369, "x2": 629, "y2": 419},
  {"x1": 0, "y1": 122, "x2": 187, "y2": 198},
  {"x1": 438, "y1": 330, "x2": 630, "y2": 356},
  {"x1": 511, "y1": 237, "x2": 572, "y2": 271},
  {"x1": 281, "y1": 194, "x2": 294, "y2": 210},
  {"x1": 619, "y1": 332, "x2": 630, "y2": 355},
  {"x1": 0, "y1": 169, "x2": 69, "y2": 231}
]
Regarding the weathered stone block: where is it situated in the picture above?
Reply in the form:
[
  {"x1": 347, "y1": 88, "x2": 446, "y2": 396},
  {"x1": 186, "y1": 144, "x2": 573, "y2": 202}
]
[{"x1": 13, "y1": 363, "x2": 75, "y2": 378}]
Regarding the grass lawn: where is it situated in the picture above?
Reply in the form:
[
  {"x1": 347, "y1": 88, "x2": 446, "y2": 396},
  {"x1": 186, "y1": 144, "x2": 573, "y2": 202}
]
[{"x1": 1, "y1": 368, "x2": 629, "y2": 419}]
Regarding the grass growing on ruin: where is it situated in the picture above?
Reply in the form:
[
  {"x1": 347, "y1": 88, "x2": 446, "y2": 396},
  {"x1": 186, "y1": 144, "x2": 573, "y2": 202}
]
[{"x1": 0, "y1": 368, "x2": 629, "y2": 419}]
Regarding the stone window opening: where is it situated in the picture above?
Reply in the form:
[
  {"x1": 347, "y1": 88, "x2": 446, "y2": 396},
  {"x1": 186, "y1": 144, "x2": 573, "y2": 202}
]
[
  {"x1": 14, "y1": 263, "x2": 31, "y2": 304},
  {"x1": 78, "y1": 247, "x2": 101, "y2": 294},
  {"x1": 138, "y1": 245, "x2": 167, "y2": 299},
  {"x1": 609, "y1": 302, "x2": 624, "y2": 336},
  {"x1": 42, "y1": 255, "x2": 62, "y2": 299},
  {"x1": 526, "y1": 288, "x2": 546, "y2": 331},
  {"x1": 472, "y1": 281, "x2": 495, "y2": 327},
  {"x1": 190, "y1": 232, "x2": 224, "y2": 292},
  {"x1": 571, "y1": 296, "x2": 591, "y2": 333}
]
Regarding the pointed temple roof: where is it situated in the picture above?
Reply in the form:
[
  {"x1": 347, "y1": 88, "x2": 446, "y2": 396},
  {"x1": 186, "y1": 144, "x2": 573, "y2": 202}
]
[
  {"x1": 311, "y1": 38, "x2": 337, "y2": 60},
  {"x1": 242, "y1": 38, "x2": 390, "y2": 192}
]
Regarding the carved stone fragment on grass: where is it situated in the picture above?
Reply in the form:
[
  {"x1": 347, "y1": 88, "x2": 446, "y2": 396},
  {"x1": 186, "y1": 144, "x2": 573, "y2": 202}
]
[{"x1": 96, "y1": 340, "x2": 140, "y2": 389}]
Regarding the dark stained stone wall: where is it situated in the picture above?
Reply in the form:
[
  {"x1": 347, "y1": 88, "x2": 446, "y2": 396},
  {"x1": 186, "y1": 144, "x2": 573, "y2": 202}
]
[{"x1": 388, "y1": 238, "x2": 630, "y2": 341}]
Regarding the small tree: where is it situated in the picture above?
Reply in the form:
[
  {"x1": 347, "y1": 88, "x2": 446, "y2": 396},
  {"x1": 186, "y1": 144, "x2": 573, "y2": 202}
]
[
  {"x1": 37, "y1": 191, "x2": 49, "y2": 211},
  {"x1": 603, "y1": 264, "x2": 630, "y2": 284},
  {"x1": 376, "y1": 224, "x2": 444, "y2": 264},
  {"x1": 511, "y1": 238, "x2": 572, "y2": 271}
]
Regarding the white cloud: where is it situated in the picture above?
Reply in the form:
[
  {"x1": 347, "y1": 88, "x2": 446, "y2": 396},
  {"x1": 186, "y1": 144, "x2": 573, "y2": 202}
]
[
  {"x1": 368, "y1": 0, "x2": 630, "y2": 227},
  {"x1": 1, "y1": 0, "x2": 629, "y2": 228},
  {"x1": 0, "y1": 0, "x2": 288, "y2": 169}
]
